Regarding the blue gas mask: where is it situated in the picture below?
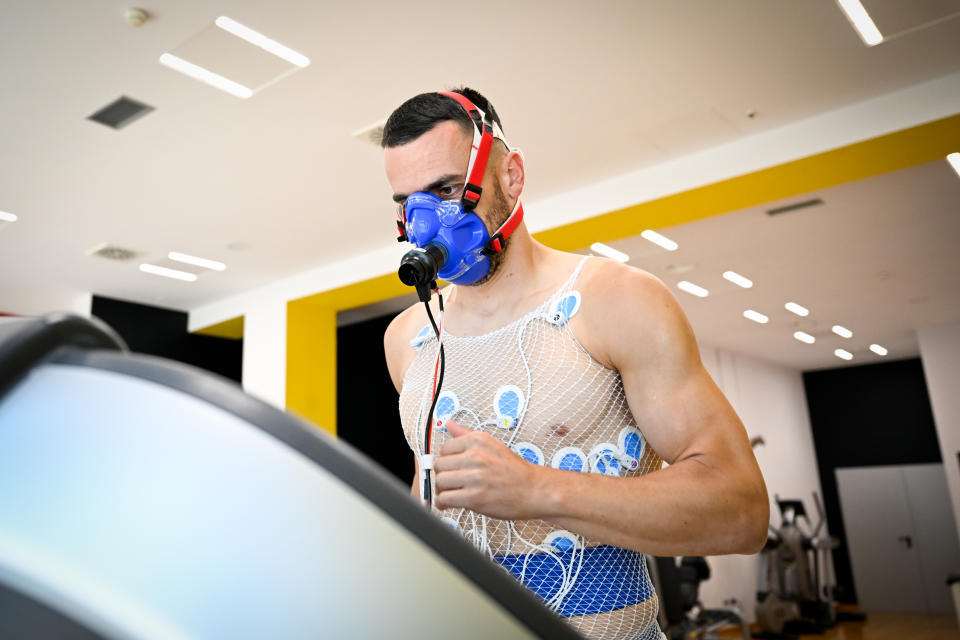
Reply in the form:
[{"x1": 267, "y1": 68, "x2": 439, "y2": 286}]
[
  {"x1": 399, "y1": 192, "x2": 493, "y2": 286},
  {"x1": 395, "y1": 91, "x2": 523, "y2": 300}
]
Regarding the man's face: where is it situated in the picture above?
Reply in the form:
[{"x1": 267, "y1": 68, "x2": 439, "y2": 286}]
[
  {"x1": 384, "y1": 120, "x2": 512, "y2": 284},
  {"x1": 385, "y1": 120, "x2": 473, "y2": 207}
]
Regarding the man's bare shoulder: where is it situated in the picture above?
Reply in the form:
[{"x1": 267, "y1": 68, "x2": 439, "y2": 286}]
[
  {"x1": 383, "y1": 298, "x2": 435, "y2": 393},
  {"x1": 578, "y1": 256, "x2": 666, "y2": 295},
  {"x1": 573, "y1": 257, "x2": 695, "y2": 369},
  {"x1": 577, "y1": 257, "x2": 678, "y2": 325}
]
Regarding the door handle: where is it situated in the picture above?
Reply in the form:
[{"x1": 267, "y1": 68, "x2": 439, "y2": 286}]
[{"x1": 897, "y1": 535, "x2": 913, "y2": 549}]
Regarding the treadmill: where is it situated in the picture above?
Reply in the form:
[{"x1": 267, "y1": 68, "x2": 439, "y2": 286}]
[{"x1": 0, "y1": 313, "x2": 582, "y2": 640}]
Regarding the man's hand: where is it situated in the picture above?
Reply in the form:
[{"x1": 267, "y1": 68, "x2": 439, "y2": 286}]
[{"x1": 433, "y1": 421, "x2": 545, "y2": 520}]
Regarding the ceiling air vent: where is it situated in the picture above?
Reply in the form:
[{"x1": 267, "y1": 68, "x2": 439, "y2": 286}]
[
  {"x1": 88, "y1": 243, "x2": 141, "y2": 262},
  {"x1": 767, "y1": 198, "x2": 824, "y2": 216},
  {"x1": 87, "y1": 96, "x2": 155, "y2": 130}
]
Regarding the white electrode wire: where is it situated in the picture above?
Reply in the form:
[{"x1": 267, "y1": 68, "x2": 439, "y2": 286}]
[
  {"x1": 481, "y1": 515, "x2": 490, "y2": 558},
  {"x1": 506, "y1": 522, "x2": 577, "y2": 610},
  {"x1": 505, "y1": 315, "x2": 536, "y2": 448},
  {"x1": 454, "y1": 407, "x2": 483, "y2": 426}
]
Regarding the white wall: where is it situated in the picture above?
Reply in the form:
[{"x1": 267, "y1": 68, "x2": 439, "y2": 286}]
[
  {"x1": 241, "y1": 299, "x2": 287, "y2": 409},
  {"x1": 695, "y1": 345, "x2": 822, "y2": 622},
  {"x1": 0, "y1": 286, "x2": 91, "y2": 317},
  {"x1": 918, "y1": 322, "x2": 960, "y2": 541}
]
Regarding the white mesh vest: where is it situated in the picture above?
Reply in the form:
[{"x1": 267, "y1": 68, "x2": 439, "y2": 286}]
[{"x1": 399, "y1": 258, "x2": 665, "y2": 640}]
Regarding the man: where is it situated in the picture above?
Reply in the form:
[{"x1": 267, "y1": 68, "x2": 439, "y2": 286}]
[{"x1": 381, "y1": 88, "x2": 768, "y2": 640}]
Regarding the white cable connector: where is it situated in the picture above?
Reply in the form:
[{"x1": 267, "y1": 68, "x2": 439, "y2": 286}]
[{"x1": 419, "y1": 454, "x2": 436, "y2": 509}]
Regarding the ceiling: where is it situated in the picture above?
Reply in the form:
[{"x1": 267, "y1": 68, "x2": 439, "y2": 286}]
[
  {"x1": 1, "y1": 0, "x2": 959, "y2": 370},
  {"x1": 603, "y1": 159, "x2": 960, "y2": 371}
]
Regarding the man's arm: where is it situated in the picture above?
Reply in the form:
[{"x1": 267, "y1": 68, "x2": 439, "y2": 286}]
[
  {"x1": 433, "y1": 263, "x2": 769, "y2": 556},
  {"x1": 384, "y1": 306, "x2": 423, "y2": 500}
]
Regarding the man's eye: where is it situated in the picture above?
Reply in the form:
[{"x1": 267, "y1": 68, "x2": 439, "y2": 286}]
[{"x1": 437, "y1": 185, "x2": 459, "y2": 199}]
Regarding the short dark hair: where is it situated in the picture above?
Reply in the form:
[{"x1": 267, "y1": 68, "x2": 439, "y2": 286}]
[{"x1": 380, "y1": 87, "x2": 503, "y2": 148}]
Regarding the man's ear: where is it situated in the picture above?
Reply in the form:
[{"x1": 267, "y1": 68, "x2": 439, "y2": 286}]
[{"x1": 499, "y1": 148, "x2": 525, "y2": 201}]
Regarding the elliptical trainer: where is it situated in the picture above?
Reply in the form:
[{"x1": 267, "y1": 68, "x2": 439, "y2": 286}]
[{"x1": 754, "y1": 493, "x2": 840, "y2": 638}]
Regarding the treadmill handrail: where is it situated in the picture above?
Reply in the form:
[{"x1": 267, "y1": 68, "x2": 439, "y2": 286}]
[{"x1": 0, "y1": 313, "x2": 125, "y2": 399}]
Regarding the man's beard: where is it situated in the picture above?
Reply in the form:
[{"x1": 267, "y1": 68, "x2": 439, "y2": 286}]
[{"x1": 472, "y1": 180, "x2": 513, "y2": 286}]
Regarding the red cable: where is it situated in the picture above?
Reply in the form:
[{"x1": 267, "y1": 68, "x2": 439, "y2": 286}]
[{"x1": 426, "y1": 288, "x2": 443, "y2": 454}]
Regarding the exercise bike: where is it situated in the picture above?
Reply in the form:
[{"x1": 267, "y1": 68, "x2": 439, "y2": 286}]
[{"x1": 649, "y1": 555, "x2": 751, "y2": 639}]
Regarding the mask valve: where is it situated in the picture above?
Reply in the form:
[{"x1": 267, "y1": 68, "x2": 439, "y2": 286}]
[{"x1": 398, "y1": 243, "x2": 447, "y2": 301}]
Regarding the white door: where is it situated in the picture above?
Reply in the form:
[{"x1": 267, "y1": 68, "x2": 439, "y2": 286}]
[
  {"x1": 836, "y1": 466, "x2": 926, "y2": 612},
  {"x1": 836, "y1": 464, "x2": 960, "y2": 613},
  {"x1": 902, "y1": 464, "x2": 960, "y2": 614}
]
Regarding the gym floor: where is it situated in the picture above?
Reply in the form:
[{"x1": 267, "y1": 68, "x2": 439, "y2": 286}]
[
  {"x1": 807, "y1": 612, "x2": 960, "y2": 640},
  {"x1": 715, "y1": 610, "x2": 960, "y2": 639}
]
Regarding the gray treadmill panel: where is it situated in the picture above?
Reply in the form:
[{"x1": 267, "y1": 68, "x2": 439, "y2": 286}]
[{"x1": 0, "y1": 363, "x2": 541, "y2": 640}]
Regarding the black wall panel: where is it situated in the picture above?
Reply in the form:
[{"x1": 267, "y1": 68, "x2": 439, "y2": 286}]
[
  {"x1": 337, "y1": 313, "x2": 413, "y2": 486},
  {"x1": 91, "y1": 296, "x2": 242, "y2": 384}
]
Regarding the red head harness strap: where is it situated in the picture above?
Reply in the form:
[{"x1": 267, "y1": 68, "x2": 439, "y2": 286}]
[{"x1": 395, "y1": 91, "x2": 524, "y2": 256}]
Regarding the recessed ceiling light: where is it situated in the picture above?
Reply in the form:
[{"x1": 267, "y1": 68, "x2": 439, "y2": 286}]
[
  {"x1": 947, "y1": 152, "x2": 960, "y2": 178},
  {"x1": 837, "y1": 0, "x2": 883, "y2": 46},
  {"x1": 832, "y1": 325, "x2": 853, "y2": 338},
  {"x1": 743, "y1": 309, "x2": 768, "y2": 324},
  {"x1": 794, "y1": 331, "x2": 815, "y2": 344},
  {"x1": 0, "y1": 211, "x2": 17, "y2": 222},
  {"x1": 677, "y1": 281, "x2": 708, "y2": 298},
  {"x1": 641, "y1": 229, "x2": 678, "y2": 251},
  {"x1": 140, "y1": 263, "x2": 198, "y2": 282},
  {"x1": 869, "y1": 344, "x2": 888, "y2": 356},
  {"x1": 785, "y1": 302, "x2": 809, "y2": 317},
  {"x1": 158, "y1": 53, "x2": 253, "y2": 99},
  {"x1": 168, "y1": 251, "x2": 226, "y2": 271},
  {"x1": 214, "y1": 16, "x2": 310, "y2": 68},
  {"x1": 589, "y1": 242, "x2": 629, "y2": 263},
  {"x1": 835, "y1": 348, "x2": 853, "y2": 361},
  {"x1": 723, "y1": 271, "x2": 753, "y2": 288}
]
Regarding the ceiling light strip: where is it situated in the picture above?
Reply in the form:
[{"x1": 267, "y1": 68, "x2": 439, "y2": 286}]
[
  {"x1": 589, "y1": 242, "x2": 629, "y2": 263},
  {"x1": 215, "y1": 16, "x2": 310, "y2": 67},
  {"x1": 785, "y1": 302, "x2": 809, "y2": 317},
  {"x1": 834, "y1": 348, "x2": 854, "y2": 361},
  {"x1": 0, "y1": 211, "x2": 17, "y2": 222},
  {"x1": 869, "y1": 344, "x2": 888, "y2": 356},
  {"x1": 723, "y1": 271, "x2": 753, "y2": 288},
  {"x1": 140, "y1": 264, "x2": 198, "y2": 282},
  {"x1": 837, "y1": 0, "x2": 883, "y2": 46},
  {"x1": 743, "y1": 309, "x2": 768, "y2": 324},
  {"x1": 640, "y1": 229, "x2": 678, "y2": 251},
  {"x1": 168, "y1": 251, "x2": 226, "y2": 271},
  {"x1": 947, "y1": 152, "x2": 960, "y2": 178},
  {"x1": 794, "y1": 331, "x2": 815, "y2": 345},
  {"x1": 832, "y1": 325, "x2": 853, "y2": 338},
  {"x1": 677, "y1": 281, "x2": 708, "y2": 298},
  {"x1": 158, "y1": 53, "x2": 253, "y2": 99}
]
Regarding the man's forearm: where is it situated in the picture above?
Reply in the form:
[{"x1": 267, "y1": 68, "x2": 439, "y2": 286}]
[{"x1": 531, "y1": 459, "x2": 768, "y2": 557}]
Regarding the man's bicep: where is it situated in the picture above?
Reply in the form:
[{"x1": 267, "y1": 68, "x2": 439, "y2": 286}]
[
  {"x1": 608, "y1": 274, "x2": 741, "y2": 465},
  {"x1": 622, "y1": 361, "x2": 740, "y2": 466}
]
